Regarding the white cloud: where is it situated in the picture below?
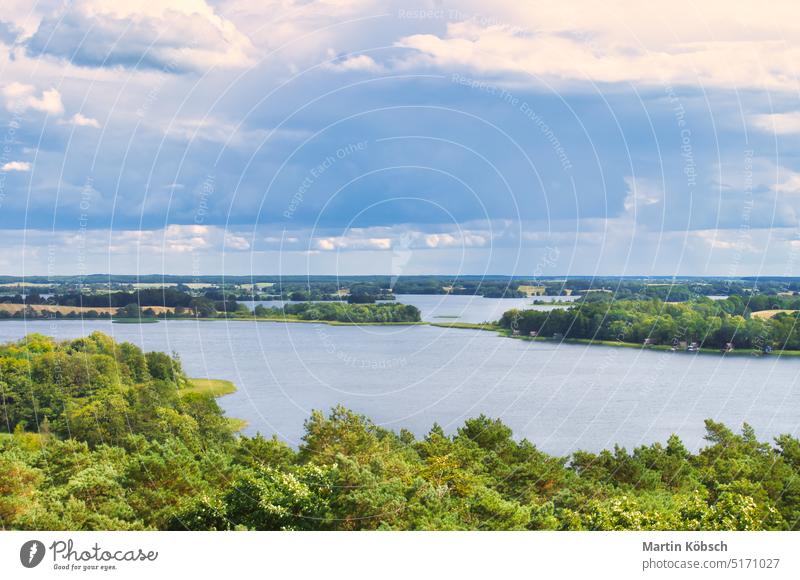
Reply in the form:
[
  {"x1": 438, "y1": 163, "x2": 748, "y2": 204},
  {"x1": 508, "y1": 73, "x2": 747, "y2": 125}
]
[
  {"x1": 163, "y1": 224, "x2": 211, "y2": 253},
  {"x1": 1, "y1": 161, "x2": 31, "y2": 172},
  {"x1": 423, "y1": 232, "x2": 487, "y2": 248},
  {"x1": 25, "y1": 0, "x2": 256, "y2": 73},
  {"x1": 694, "y1": 229, "x2": 757, "y2": 252},
  {"x1": 773, "y1": 172, "x2": 800, "y2": 194},
  {"x1": 623, "y1": 176, "x2": 663, "y2": 213},
  {"x1": 394, "y1": 3, "x2": 800, "y2": 91},
  {"x1": 61, "y1": 113, "x2": 101, "y2": 128},
  {"x1": 314, "y1": 235, "x2": 392, "y2": 251},
  {"x1": 2, "y1": 83, "x2": 64, "y2": 115},
  {"x1": 164, "y1": 117, "x2": 264, "y2": 145},
  {"x1": 104, "y1": 224, "x2": 211, "y2": 254},
  {"x1": 163, "y1": 116, "x2": 308, "y2": 148},
  {"x1": 310, "y1": 226, "x2": 490, "y2": 252},
  {"x1": 751, "y1": 112, "x2": 800, "y2": 135},
  {"x1": 325, "y1": 52, "x2": 383, "y2": 73},
  {"x1": 225, "y1": 232, "x2": 251, "y2": 251}
]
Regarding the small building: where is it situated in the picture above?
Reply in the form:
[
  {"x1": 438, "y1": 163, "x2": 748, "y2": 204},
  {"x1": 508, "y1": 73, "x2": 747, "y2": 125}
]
[{"x1": 643, "y1": 338, "x2": 654, "y2": 346}]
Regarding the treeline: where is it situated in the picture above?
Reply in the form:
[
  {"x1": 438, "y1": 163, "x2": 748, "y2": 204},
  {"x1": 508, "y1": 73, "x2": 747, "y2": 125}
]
[
  {"x1": 2, "y1": 334, "x2": 800, "y2": 531},
  {"x1": 8, "y1": 278, "x2": 800, "y2": 305},
  {"x1": 499, "y1": 297, "x2": 800, "y2": 350},
  {"x1": 0, "y1": 297, "x2": 421, "y2": 324},
  {"x1": 0, "y1": 289, "x2": 193, "y2": 308},
  {"x1": 254, "y1": 302, "x2": 421, "y2": 323},
  {"x1": 0, "y1": 307, "x2": 115, "y2": 320},
  {"x1": 724, "y1": 293, "x2": 800, "y2": 314}
]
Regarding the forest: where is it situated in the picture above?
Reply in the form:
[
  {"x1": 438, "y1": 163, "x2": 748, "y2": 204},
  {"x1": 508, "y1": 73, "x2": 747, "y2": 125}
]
[
  {"x1": 2, "y1": 333, "x2": 799, "y2": 531},
  {"x1": 256, "y1": 302, "x2": 421, "y2": 323},
  {"x1": 500, "y1": 296, "x2": 800, "y2": 351}
]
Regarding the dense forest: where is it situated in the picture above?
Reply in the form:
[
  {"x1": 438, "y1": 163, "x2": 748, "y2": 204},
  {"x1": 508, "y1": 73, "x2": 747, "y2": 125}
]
[
  {"x1": 256, "y1": 302, "x2": 421, "y2": 323},
  {"x1": 2, "y1": 333, "x2": 799, "y2": 531},
  {"x1": 500, "y1": 296, "x2": 800, "y2": 351}
]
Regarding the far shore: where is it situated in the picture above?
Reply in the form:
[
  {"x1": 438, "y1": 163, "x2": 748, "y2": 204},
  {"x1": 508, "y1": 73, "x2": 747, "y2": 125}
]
[
  {"x1": 3, "y1": 313, "x2": 800, "y2": 358},
  {"x1": 430, "y1": 321, "x2": 800, "y2": 358}
]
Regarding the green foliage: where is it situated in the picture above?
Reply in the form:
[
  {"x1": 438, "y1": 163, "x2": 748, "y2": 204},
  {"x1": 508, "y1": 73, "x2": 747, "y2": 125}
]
[
  {"x1": 500, "y1": 296, "x2": 800, "y2": 350},
  {"x1": 2, "y1": 335, "x2": 800, "y2": 531},
  {"x1": 249, "y1": 302, "x2": 422, "y2": 323}
]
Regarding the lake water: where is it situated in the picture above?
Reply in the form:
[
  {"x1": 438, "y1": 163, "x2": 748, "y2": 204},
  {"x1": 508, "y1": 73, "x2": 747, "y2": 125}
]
[
  {"x1": 243, "y1": 294, "x2": 578, "y2": 323},
  {"x1": 1, "y1": 294, "x2": 798, "y2": 456}
]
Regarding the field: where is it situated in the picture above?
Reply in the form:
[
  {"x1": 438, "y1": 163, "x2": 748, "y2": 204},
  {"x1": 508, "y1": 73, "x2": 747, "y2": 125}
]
[
  {"x1": 517, "y1": 285, "x2": 545, "y2": 296},
  {"x1": 751, "y1": 309, "x2": 798, "y2": 319},
  {"x1": 0, "y1": 282, "x2": 52, "y2": 288},
  {"x1": 0, "y1": 303, "x2": 182, "y2": 316},
  {"x1": 240, "y1": 282, "x2": 275, "y2": 290}
]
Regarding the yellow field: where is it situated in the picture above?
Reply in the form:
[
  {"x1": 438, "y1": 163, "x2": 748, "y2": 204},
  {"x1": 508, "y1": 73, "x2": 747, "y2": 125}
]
[
  {"x1": 240, "y1": 282, "x2": 275, "y2": 290},
  {"x1": 751, "y1": 309, "x2": 798, "y2": 319},
  {"x1": 517, "y1": 285, "x2": 545, "y2": 296},
  {"x1": 0, "y1": 304, "x2": 183, "y2": 315}
]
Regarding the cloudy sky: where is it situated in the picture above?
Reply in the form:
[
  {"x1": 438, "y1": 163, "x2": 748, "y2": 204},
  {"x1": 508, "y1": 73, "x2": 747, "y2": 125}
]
[{"x1": 1, "y1": 0, "x2": 800, "y2": 276}]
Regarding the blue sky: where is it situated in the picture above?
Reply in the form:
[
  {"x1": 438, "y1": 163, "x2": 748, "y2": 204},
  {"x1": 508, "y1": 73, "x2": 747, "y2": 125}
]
[{"x1": 1, "y1": 0, "x2": 800, "y2": 276}]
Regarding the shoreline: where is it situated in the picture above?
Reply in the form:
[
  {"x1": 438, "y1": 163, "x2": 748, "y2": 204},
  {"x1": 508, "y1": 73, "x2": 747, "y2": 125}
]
[
  {"x1": 184, "y1": 378, "x2": 248, "y2": 432},
  {"x1": 5, "y1": 316, "x2": 800, "y2": 358},
  {"x1": 0, "y1": 316, "x2": 426, "y2": 327},
  {"x1": 430, "y1": 321, "x2": 800, "y2": 358}
]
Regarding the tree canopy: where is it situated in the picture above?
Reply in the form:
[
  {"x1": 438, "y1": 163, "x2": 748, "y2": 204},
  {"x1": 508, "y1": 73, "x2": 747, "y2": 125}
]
[
  {"x1": 1, "y1": 333, "x2": 799, "y2": 531},
  {"x1": 500, "y1": 296, "x2": 800, "y2": 351}
]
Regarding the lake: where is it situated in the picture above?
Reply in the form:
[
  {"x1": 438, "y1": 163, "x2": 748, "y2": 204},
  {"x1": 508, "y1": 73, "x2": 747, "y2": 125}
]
[
  {"x1": 242, "y1": 293, "x2": 578, "y2": 323},
  {"x1": 1, "y1": 295, "x2": 798, "y2": 456}
]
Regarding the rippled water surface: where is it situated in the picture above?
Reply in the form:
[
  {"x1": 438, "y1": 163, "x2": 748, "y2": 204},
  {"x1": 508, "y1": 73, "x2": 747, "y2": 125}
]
[{"x1": 2, "y1": 295, "x2": 798, "y2": 455}]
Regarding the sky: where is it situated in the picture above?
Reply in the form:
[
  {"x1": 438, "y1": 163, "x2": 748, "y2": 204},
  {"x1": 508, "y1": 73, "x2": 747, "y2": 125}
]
[{"x1": 1, "y1": 0, "x2": 800, "y2": 277}]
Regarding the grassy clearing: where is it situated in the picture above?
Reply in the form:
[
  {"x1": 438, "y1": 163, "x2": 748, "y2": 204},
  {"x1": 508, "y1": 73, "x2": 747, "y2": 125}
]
[
  {"x1": 184, "y1": 379, "x2": 246, "y2": 431},
  {"x1": 183, "y1": 378, "x2": 237, "y2": 397},
  {"x1": 751, "y1": 309, "x2": 798, "y2": 319}
]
